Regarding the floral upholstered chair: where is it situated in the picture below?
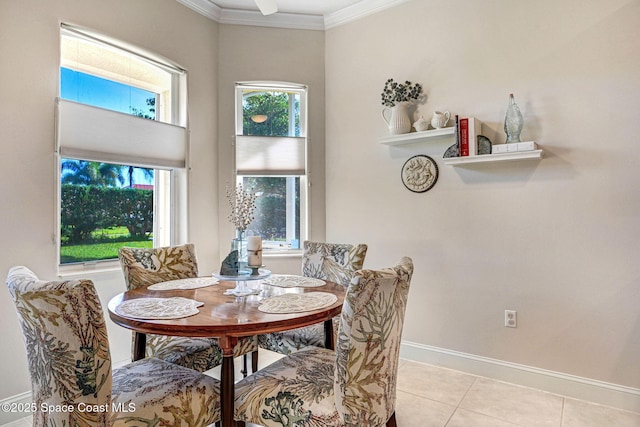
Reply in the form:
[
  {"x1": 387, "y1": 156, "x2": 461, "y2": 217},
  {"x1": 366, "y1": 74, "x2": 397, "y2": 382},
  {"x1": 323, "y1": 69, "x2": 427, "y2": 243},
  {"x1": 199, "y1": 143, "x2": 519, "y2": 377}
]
[
  {"x1": 301, "y1": 241, "x2": 368, "y2": 286},
  {"x1": 6, "y1": 266, "x2": 220, "y2": 427},
  {"x1": 236, "y1": 257, "x2": 413, "y2": 427},
  {"x1": 258, "y1": 241, "x2": 368, "y2": 355},
  {"x1": 119, "y1": 244, "x2": 259, "y2": 373}
]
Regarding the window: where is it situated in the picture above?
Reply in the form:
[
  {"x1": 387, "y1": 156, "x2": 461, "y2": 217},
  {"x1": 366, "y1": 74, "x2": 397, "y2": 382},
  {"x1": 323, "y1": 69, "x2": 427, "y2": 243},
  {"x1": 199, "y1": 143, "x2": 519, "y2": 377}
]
[
  {"x1": 235, "y1": 82, "x2": 308, "y2": 251},
  {"x1": 57, "y1": 24, "x2": 187, "y2": 269}
]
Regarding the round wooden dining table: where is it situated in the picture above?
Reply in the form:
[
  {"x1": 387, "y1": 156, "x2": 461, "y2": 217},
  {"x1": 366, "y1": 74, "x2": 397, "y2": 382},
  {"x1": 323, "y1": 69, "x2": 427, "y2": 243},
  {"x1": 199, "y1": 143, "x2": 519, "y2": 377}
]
[{"x1": 107, "y1": 277, "x2": 346, "y2": 427}]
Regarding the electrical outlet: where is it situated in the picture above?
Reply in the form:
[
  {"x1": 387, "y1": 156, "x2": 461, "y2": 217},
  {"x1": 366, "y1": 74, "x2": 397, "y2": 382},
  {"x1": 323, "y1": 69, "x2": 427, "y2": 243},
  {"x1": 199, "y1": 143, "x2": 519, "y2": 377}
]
[{"x1": 505, "y1": 310, "x2": 517, "y2": 328}]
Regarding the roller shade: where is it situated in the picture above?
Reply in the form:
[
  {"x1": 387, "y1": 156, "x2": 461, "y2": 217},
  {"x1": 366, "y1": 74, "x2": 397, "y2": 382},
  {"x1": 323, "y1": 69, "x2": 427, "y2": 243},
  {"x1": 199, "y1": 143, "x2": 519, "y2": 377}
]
[
  {"x1": 235, "y1": 135, "x2": 306, "y2": 175},
  {"x1": 56, "y1": 98, "x2": 187, "y2": 168}
]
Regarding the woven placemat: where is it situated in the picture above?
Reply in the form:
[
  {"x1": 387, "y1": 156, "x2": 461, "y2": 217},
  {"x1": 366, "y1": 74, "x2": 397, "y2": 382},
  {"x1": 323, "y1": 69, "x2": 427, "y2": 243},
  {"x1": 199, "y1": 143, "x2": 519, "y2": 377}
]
[
  {"x1": 258, "y1": 292, "x2": 337, "y2": 314},
  {"x1": 115, "y1": 297, "x2": 203, "y2": 319},
  {"x1": 148, "y1": 277, "x2": 219, "y2": 290},
  {"x1": 262, "y1": 274, "x2": 325, "y2": 288}
]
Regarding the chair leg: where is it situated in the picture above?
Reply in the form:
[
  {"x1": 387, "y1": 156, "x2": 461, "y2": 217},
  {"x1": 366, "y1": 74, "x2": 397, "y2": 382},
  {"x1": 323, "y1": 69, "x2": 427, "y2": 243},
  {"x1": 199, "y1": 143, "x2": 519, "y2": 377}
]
[
  {"x1": 251, "y1": 350, "x2": 259, "y2": 373},
  {"x1": 386, "y1": 411, "x2": 397, "y2": 427},
  {"x1": 241, "y1": 354, "x2": 248, "y2": 377}
]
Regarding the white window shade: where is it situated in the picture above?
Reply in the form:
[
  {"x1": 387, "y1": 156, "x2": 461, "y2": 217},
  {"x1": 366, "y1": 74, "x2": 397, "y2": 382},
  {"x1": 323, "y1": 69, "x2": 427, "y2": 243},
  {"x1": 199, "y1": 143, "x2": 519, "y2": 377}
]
[
  {"x1": 235, "y1": 135, "x2": 306, "y2": 175},
  {"x1": 56, "y1": 98, "x2": 187, "y2": 168}
]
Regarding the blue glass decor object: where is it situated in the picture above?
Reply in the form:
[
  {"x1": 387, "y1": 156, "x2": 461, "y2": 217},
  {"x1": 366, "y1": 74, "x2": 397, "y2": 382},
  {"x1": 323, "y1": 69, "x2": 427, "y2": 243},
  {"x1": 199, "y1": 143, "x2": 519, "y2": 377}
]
[
  {"x1": 504, "y1": 93, "x2": 523, "y2": 143},
  {"x1": 231, "y1": 229, "x2": 249, "y2": 274}
]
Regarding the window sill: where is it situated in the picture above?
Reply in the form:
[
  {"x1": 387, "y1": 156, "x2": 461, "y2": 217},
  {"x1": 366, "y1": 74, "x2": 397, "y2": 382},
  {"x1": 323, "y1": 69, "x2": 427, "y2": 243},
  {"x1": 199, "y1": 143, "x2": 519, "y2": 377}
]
[
  {"x1": 264, "y1": 250, "x2": 302, "y2": 259},
  {"x1": 58, "y1": 260, "x2": 122, "y2": 279}
]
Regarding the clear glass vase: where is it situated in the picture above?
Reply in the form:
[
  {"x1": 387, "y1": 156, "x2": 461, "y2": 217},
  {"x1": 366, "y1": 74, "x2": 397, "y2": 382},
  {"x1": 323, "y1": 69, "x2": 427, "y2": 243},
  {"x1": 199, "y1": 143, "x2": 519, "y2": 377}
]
[
  {"x1": 231, "y1": 229, "x2": 249, "y2": 273},
  {"x1": 504, "y1": 93, "x2": 523, "y2": 143}
]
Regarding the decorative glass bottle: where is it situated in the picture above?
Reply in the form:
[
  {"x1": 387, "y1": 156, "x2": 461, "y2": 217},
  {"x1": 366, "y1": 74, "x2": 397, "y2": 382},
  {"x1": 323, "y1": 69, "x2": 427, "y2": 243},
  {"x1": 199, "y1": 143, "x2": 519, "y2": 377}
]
[
  {"x1": 504, "y1": 93, "x2": 523, "y2": 143},
  {"x1": 231, "y1": 229, "x2": 249, "y2": 273}
]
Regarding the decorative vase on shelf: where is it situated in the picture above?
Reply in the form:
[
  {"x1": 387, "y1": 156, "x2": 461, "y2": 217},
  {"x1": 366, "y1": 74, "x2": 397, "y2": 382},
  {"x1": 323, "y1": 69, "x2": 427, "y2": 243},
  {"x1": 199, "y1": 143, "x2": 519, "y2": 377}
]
[
  {"x1": 231, "y1": 229, "x2": 249, "y2": 273},
  {"x1": 382, "y1": 102, "x2": 412, "y2": 135},
  {"x1": 504, "y1": 93, "x2": 523, "y2": 143}
]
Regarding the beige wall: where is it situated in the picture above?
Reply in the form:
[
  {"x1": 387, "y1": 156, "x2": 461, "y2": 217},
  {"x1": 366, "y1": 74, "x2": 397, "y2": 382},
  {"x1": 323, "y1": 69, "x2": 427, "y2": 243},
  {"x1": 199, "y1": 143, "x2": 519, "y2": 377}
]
[
  {"x1": 325, "y1": 0, "x2": 640, "y2": 390},
  {"x1": 0, "y1": 0, "x2": 219, "y2": 400},
  {"x1": 216, "y1": 24, "x2": 326, "y2": 268}
]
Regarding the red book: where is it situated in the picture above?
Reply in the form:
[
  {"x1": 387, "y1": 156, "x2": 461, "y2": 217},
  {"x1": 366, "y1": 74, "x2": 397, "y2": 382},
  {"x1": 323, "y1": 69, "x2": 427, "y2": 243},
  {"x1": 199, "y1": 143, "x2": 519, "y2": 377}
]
[{"x1": 459, "y1": 117, "x2": 469, "y2": 156}]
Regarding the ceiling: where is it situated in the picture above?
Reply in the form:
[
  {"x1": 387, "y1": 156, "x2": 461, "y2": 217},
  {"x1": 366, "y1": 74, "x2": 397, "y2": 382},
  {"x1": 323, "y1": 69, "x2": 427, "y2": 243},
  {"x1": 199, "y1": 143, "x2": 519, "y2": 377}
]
[{"x1": 175, "y1": 0, "x2": 410, "y2": 30}]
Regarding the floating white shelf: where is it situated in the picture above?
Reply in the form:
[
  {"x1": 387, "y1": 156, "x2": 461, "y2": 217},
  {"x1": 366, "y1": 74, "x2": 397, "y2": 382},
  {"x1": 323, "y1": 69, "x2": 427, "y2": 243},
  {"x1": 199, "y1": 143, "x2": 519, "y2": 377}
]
[
  {"x1": 378, "y1": 127, "x2": 454, "y2": 145},
  {"x1": 379, "y1": 128, "x2": 544, "y2": 167},
  {"x1": 441, "y1": 149, "x2": 544, "y2": 166}
]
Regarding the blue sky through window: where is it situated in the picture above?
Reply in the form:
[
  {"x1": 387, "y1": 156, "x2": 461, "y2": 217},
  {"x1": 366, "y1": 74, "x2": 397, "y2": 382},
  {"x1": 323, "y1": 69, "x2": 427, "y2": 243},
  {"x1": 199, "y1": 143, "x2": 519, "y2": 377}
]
[
  {"x1": 61, "y1": 67, "x2": 156, "y2": 117},
  {"x1": 60, "y1": 67, "x2": 156, "y2": 186}
]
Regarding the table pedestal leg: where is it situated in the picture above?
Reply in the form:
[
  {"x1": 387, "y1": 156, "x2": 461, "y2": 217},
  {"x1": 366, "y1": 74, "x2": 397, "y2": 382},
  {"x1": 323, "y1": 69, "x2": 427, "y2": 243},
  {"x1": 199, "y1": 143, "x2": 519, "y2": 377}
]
[
  {"x1": 133, "y1": 332, "x2": 146, "y2": 361},
  {"x1": 219, "y1": 336, "x2": 238, "y2": 427},
  {"x1": 324, "y1": 319, "x2": 335, "y2": 350}
]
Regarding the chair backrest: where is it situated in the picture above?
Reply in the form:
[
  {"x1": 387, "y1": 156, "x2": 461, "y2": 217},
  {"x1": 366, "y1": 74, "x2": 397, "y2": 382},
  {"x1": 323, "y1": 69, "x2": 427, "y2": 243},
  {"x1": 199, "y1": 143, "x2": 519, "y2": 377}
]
[
  {"x1": 333, "y1": 257, "x2": 413, "y2": 426},
  {"x1": 301, "y1": 241, "x2": 368, "y2": 287},
  {"x1": 6, "y1": 266, "x2": 113, "y2": 427},
  {"x1": 118, "y1": 243, "x2": 199, "y2": 290}
]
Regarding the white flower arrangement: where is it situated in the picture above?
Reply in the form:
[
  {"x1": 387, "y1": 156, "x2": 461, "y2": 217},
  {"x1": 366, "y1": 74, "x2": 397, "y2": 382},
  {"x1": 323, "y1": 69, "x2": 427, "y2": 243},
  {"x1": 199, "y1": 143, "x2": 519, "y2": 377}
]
[{"x1": 226, "y1": 183, "x2": 257, "y2": 231}]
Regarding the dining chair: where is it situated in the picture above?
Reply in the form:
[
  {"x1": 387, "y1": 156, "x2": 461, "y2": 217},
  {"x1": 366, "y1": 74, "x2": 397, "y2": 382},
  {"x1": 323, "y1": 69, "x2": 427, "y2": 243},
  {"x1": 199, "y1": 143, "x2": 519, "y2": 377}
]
[
  {"x1": 235, "y1": 257, "x2": 413, "y2": 427},
  {"x1": 119, "y1": 243, "x2": 259, "y2": 373},
  {"x1": 258, "y1": 241, "x2": 368, "y2": 355},
  {"x1": 6, "y1": 266, "x2": 220, "y2": 427}
]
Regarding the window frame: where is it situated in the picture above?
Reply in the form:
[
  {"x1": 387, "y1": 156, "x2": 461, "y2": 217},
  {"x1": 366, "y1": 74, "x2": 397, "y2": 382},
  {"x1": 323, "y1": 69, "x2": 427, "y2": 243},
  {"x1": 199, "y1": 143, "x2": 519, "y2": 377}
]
[
  {"x1": 56, "y1": 24, "x2": 189, "y2": 275},
  {"x1": 234, "y1": 82, "x2": 309, "y2": 254}
]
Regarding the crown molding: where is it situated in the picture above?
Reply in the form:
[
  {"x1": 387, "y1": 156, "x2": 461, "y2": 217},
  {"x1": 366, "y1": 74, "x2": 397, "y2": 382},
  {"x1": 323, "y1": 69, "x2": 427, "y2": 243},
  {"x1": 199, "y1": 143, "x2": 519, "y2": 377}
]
[
  {"x1": 176, "y1": 0, "x2": 408, "y2": 30},
  {"x1": 175, "y1": 0, "x2": 222, "y2": 21},
  {"x1": 324, "y1": 0, "x2": 412, "y2": 29},
  {"x1": 218, "y1": 9, "x2": 324, "y2": 31}
]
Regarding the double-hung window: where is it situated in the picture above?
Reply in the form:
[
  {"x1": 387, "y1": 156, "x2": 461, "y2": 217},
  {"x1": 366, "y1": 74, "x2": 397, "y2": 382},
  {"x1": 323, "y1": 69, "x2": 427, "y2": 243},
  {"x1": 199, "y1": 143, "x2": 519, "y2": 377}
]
[
  {"x1": 235, "y1": 82, "x2": 308, "y2": 252},
  {"x1": 56, "y1": 24, "x2": 188, "y2": 270}
]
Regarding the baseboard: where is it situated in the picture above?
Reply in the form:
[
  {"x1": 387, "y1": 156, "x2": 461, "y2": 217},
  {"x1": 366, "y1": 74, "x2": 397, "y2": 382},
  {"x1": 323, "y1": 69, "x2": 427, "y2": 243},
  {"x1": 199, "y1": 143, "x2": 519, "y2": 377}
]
[
  {"x1": 400, "y1": 340, "x2": 640, "y2": 413},
  {"x1": 0, "y1": 391, "x2": 32, "y2": 425}
]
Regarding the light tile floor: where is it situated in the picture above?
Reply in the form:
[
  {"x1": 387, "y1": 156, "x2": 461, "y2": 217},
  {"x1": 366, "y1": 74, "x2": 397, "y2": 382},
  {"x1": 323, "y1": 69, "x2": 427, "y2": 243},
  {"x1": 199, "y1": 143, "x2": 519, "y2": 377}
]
[{"x1": 3, "y1": 350, "x2": 640, "y2": 427}]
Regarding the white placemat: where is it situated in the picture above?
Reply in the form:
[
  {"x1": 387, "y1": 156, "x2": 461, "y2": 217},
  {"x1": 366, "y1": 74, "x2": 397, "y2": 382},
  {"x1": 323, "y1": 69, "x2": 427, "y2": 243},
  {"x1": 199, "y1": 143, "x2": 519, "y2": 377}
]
[
  {"x1": 147, "y1": 277, "x2": 219, "y2": 290},
  {"x1": 262, "y1": 274, "x2": 325, "y2": 288},
  {"x1": 258, "y1": 292, "x2": 338, "y2": 314},
  {"x1": 115, "y1": 297, "x2": 204, "y2": 319}
]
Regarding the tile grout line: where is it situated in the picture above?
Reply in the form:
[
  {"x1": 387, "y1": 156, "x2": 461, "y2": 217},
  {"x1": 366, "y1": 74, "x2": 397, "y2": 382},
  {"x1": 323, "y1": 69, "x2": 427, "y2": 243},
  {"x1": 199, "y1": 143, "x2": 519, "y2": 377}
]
[
  {"x1": 559, "y1": 397, "x2": 566, "y2": 427},
  {"x1": 443, "y1": 374, "x2": 478, "y2": 426}
]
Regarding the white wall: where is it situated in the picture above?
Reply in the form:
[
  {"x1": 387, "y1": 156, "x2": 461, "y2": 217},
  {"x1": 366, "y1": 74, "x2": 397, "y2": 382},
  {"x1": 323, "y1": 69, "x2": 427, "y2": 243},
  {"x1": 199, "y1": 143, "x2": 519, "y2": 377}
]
[
  {"x1": 0, "y1": 0, "x2": 219, "y2": 401},
  {"x1": 325, "y1": 0, "x2": 640, "y2": 393}
]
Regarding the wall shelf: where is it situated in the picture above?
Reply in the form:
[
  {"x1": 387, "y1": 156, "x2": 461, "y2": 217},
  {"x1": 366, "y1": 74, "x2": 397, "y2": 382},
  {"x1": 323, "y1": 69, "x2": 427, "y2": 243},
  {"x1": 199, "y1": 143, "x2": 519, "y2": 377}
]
[
  {"x1": 441, "y1": 150, "x2": 544, "y2": 166},
  {"x1": 378, "y1": 127, "x2": 454, "y2": 145},
  {"x1": 379, "y1": 127, "x2": 544, "y2": 167}
]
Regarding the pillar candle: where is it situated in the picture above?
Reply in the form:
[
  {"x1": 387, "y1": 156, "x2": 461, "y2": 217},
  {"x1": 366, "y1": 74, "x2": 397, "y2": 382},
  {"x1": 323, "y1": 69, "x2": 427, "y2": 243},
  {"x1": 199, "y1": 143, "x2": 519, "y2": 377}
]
[{"x1": 248, "y1": 236, "x2": 262, "y2": 266}]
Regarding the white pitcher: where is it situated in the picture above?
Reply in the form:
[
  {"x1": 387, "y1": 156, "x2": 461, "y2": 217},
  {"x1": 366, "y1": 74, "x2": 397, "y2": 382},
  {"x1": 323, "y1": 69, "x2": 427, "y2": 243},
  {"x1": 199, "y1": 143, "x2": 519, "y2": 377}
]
[
  {"x1": 382, "y1": 102, "x2": 411, "y2": 135},
  {"x1": 430, "y1": 111, "x2": 450, "y2": 129}
]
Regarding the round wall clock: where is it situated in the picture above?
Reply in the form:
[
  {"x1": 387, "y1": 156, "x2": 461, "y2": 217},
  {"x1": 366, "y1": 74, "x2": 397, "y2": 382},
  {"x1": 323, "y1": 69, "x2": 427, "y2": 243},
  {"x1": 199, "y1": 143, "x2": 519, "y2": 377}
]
[{"x1": 401, "y1": 155, "x2": 439, "y2": 193}]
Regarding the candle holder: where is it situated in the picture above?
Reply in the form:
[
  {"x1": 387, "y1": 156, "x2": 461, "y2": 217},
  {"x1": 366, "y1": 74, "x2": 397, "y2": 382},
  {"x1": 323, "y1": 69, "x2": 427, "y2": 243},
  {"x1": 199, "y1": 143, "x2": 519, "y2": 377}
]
[{"x1": 249, "y1": 265, "x2": 262, "y2": 276}]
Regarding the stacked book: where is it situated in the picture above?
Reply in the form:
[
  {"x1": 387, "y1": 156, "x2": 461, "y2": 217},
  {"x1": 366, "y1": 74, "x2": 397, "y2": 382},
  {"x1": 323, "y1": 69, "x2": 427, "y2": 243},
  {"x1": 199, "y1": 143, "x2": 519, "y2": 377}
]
[{"x1": 492, "y1": 141, "x2": 538, "y2": 154}]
